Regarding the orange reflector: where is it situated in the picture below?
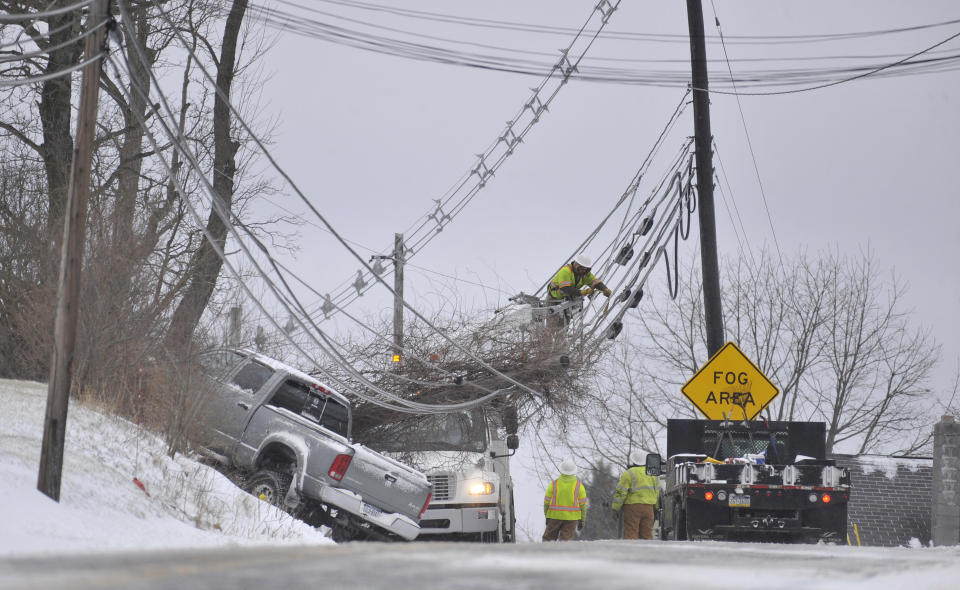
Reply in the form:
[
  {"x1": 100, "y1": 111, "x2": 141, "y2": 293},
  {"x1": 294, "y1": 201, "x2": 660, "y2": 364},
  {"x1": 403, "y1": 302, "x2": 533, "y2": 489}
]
[
  {"x1": 822, "y1": 494, "x2": 831, "y2": 503},
  {"x1": 704, "y1": 491, "x2": 714, "y2": 501}
]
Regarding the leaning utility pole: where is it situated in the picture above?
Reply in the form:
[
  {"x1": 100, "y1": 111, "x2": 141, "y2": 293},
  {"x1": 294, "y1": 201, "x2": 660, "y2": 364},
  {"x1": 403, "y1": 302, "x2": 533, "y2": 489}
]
[
  {"x1": 686, "y1": 0, "x2": 725, "y2": 357},
  {"x1": 38, "y1": 0, "x2": 110, "y2": 501}
]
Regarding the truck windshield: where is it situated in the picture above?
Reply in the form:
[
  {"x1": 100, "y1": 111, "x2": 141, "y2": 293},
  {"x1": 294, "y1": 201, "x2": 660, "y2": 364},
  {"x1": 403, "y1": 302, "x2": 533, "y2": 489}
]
[{"x1": 366, "y1": 410, "x2": 487, "y2": 453}]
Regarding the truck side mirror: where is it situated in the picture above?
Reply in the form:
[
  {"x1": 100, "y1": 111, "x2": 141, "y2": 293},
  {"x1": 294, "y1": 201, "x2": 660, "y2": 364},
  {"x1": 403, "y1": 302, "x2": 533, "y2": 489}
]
[
  {"x1": 645, "y1": 453, "x2": 665, "y2": 477},
  {"x1": 506, "y1": 434, "x2": 520, "y2": 450}
]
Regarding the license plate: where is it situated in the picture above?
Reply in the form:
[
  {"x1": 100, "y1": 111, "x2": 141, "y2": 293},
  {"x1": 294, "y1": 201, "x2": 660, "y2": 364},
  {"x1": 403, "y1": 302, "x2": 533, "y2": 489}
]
[
  {"x1": 729, "y1": 494, "x2": 751, "y2": 507},
  {"x1": 362, "y1": 503, "x2": 384, "y2": 517}
]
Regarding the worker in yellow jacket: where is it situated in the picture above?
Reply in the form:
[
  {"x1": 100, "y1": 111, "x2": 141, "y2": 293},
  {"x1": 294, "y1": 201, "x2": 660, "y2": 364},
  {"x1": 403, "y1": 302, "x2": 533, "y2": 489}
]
[
  {"x1": 542, "y1": 459, "x2": 588, "y2": 541},
  {"x1": 547, "y1": 254, "x2": 612, "y2": 301},
  {"x1": 611, "y1": 449, "x2": 660, "y2": 540}
]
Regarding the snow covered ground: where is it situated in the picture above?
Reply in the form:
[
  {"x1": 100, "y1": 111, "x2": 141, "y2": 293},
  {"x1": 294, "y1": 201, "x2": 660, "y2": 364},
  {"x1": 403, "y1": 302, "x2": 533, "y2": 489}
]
[{"x1": 0, "y1": 378, "x2": 331, "y2": 556}]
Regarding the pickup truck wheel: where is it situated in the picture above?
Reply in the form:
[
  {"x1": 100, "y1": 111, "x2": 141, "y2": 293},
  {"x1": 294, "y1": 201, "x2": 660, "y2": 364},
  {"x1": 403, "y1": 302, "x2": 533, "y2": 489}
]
[
  {"x1": 330, "y1": 526, "x2": 353, "y2": 543},
  {"x1": 244, "y1": 469, "x2": 292, "y2": 507}
]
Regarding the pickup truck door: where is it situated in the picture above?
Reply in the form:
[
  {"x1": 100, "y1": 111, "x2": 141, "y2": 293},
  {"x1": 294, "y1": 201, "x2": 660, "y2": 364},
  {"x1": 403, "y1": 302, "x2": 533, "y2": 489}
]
[{"x1": 199, "y1": 359, "x2": 276, "y2": 455}]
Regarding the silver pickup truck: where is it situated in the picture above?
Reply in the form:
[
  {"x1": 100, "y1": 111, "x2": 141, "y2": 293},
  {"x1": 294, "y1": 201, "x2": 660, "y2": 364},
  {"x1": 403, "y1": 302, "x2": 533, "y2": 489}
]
[{"x1": 192, "y1": 349, "x2": 432, "y2": 541}]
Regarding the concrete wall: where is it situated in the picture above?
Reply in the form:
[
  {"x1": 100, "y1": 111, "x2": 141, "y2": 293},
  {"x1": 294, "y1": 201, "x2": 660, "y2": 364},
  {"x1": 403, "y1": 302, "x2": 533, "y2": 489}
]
[{"x1": 932, "y1": 415, "x2": 960, "y2": 546}]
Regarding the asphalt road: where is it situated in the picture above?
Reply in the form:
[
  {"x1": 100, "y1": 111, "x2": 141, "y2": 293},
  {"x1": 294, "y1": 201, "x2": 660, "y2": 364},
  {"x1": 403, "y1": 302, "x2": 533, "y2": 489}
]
[{"x1": 1, "y1": 539, "x2": 958, "y2": 590}]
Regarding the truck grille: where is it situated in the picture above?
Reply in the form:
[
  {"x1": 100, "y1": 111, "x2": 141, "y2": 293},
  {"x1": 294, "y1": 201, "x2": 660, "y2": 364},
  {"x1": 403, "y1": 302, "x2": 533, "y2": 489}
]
[{"x1": 427, "y1": 474, "x2": 455, "y2": 500}]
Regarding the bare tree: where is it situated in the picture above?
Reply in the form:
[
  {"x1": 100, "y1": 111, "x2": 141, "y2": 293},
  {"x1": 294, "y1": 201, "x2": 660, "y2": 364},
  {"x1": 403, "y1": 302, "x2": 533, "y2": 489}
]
[
  {"x1": 0, "y1": 1, "x2": 282, "y2": 419},
  {"x1": 164, "y1": 0, "x2": 249, "y2": 355}
]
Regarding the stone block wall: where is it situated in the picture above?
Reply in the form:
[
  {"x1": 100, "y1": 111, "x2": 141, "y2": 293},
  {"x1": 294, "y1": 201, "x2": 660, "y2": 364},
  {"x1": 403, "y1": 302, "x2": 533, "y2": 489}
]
[
  {"x1": 833, "y1": 454, "x2": 932, "y2": 547},
  {"x1": 932, "y1": 415, "x2": 960, "y2": 546}
]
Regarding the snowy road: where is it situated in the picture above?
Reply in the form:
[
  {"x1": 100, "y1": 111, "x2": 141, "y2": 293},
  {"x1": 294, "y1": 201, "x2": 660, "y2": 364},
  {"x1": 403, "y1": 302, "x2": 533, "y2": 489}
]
[{"x1": 2, "y1": 539, "x2": 959, "y2": 590}]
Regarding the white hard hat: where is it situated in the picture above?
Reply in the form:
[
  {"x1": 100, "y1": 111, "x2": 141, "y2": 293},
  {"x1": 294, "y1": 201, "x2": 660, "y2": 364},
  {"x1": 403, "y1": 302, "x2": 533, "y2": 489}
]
[
  {"x1": 629, "y1": 449, "x2": 649, "y2": 466},
  {"x1": 559, "y1": 459, "x2": 577, "y2": 475},
  {"x1": 574, "y1": 253, "x2": 593, "y2": 269}
]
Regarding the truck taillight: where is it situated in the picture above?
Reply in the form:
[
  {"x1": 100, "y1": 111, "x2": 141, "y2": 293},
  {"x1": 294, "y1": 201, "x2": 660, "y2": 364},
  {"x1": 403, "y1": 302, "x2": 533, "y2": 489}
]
[
  {"x1": 419, "y1": 493, "x2": 433, "y2": 519},
  {"x1": 822, "y1": 493, "x2": 831, "y2": 503},
  {"x1": 328, "y1": 454, "x2": 352, "y2": 481},
  {"x1": 704, "y1": 491, "x2": 714, "y2": 501}
]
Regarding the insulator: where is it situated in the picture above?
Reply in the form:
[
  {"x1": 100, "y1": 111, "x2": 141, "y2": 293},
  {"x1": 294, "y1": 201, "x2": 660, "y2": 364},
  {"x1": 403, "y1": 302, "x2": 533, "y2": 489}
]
[
  {"x1": 617, "y1": 288, "x2": 631, "y2": 303},
  {"x1": 628, "y1": 289, "x2": 644, "y2": 309},
  {"x1": 638, "y1": 217, "x2": 653, "y2": 236},
  {"x1": 614, "y1": 246, "x2": 634, "y2": 265},
  {"x1": 638, "y1": 251, "x2": 651, "y2": 269},
  {"x1": 321, "y1": 294, "x2": 335, "y2": 317},
  {"x1": 605, "y1": 321, "x2": 623, "y2": 340},
  {"x1": 352, "y1": 271, "x2": 367, "y2": 295}
]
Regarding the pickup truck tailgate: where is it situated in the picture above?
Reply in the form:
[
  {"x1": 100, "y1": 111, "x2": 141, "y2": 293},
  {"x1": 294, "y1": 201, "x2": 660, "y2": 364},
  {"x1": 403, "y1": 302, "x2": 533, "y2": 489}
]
[{"x1": 341, "y1": 444, "x2": 431, "y2": 520}]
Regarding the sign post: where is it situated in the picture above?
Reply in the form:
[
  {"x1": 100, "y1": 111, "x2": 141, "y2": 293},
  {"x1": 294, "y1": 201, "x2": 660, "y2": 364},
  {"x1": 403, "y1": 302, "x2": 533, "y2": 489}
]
[{"x1": 681, "y1": 342, "x2": 779, "y2": 421}]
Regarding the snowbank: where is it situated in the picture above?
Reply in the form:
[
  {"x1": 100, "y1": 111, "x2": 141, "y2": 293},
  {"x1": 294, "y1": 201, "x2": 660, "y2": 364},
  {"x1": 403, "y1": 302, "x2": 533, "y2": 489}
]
[{"x1": 0, "y1": 379, "x2": 332, "y2": 556}]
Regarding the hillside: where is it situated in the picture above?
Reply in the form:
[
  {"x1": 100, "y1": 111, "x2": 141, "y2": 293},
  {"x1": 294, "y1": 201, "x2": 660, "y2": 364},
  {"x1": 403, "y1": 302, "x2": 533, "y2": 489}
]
[{"x1": 0, "y1": 379, "x2": 331, "y2": 556}]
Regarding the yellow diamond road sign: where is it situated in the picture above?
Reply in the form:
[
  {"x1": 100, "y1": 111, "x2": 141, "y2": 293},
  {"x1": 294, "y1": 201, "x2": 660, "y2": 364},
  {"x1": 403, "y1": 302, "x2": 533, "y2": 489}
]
[{"x1": 681, "y1": 342, "x2": 779, "y2": 421}]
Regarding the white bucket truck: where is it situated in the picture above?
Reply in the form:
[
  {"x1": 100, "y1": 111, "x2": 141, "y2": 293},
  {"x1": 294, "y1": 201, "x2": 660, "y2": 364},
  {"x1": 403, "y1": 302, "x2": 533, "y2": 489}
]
[{"x1": 361, "y1": 405, "x2": 519, "y2": 542}]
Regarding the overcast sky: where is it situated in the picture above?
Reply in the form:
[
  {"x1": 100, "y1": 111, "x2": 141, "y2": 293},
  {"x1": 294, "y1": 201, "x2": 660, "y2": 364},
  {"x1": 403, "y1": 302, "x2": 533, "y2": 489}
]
[{"x1": 239, "y1": 0, "x2": 959, "y2": 403}]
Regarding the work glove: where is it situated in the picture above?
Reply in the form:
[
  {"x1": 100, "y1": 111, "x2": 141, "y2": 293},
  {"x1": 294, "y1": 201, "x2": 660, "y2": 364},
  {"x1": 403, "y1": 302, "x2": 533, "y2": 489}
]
[
  {"x1": 580, "y1": 287, "x2": 594, "y2": 297},
  {"x1": 577, "y1": 520, "x2": 584, "y2": 532},
  {"x1": 601, "y1": 286, "x2": 612, "y2": 297}
]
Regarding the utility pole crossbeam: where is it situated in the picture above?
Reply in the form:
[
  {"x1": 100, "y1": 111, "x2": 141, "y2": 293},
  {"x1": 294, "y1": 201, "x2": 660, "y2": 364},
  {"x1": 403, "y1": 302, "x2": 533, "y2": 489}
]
[
  {"x1": 38, "y1": 0, "x2": 110, "y2": 502},
  {"x1": 686, "y1": 0, "x2": 725, "y2": 357}
]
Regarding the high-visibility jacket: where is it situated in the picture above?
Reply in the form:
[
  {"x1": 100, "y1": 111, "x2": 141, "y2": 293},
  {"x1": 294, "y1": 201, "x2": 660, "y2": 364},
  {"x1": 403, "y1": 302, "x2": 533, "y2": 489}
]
[
  {"x1": 612, "y1": 466, "x2": 659, "y2": 510},
  {"x1": 543, "y1": 474, "x2": 588, "y2": 521},
  {"x1": 548, "y1": 265, "x2": 601, "y2": 300}
]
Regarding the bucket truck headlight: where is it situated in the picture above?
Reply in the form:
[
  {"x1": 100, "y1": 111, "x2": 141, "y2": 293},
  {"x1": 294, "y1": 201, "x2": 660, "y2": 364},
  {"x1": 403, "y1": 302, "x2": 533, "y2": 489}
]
[{"x1": 468, "y1": 481, "x2": 495, "y2": 495}]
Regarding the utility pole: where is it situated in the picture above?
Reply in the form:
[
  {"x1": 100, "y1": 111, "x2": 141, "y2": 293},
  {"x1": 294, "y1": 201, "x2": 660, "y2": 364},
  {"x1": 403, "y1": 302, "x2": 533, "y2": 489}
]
[
  {"x1": 372, "y1": 233, "x2": 405, "y2": 365},
  {"x1": 38, "y1": 0, "x2": 110, "y2": 501},
  {"x1": 392, "y1": 233, "x2": 405, "y2": 362},
  {"x1": 686, "y1": 0, "x2": 725, "y2": 357}
]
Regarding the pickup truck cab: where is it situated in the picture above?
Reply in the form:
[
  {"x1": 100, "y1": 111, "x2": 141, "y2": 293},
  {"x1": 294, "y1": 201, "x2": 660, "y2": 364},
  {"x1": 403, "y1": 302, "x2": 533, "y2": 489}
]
[{"x1": 193, "y1": 349, "x2": 432, "y2": 541}]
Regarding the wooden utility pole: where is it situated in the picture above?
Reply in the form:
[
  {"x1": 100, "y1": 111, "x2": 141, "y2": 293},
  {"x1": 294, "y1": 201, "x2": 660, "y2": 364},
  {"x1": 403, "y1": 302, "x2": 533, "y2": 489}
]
[
  {"x1": 392, "y1": 233, "x2": 405, "y2": 362},
  {"x1": 686, "y1": 0, "x2": 725, "y2": 357},
  {"x1": 371, "y1": 233, "x2": 406, "y2": 366},
  {"x1": 38, "y1": 0, "x2": 109, "y2": 501}
]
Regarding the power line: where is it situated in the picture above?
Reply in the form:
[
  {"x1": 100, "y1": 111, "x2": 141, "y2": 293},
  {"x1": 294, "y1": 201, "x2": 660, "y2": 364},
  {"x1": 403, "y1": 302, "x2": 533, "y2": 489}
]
[
  {"x1": 0, "y1": 17, "x2": 109, "y2": 64},
  {"x1": 300, "y1": 0, "x2": 625, "y2": 322},
  {"x1": 0, "y1": 15, "x2": 85, "y2": 51},
  {"x1": 106, "y1": 47, "x2": 504, "y2": 414},
  {"x1": 405, "y1": 262, "x2": 513, "y2": 296},
  {"x1": 0, "y1": 0, "x2": 94, "y2": 21},
  {"x1": 708, "y1": 0, "x2": 782, "y2": 268},
  {"x1": 702, "y1": 27, "x2": 960, "y2": 96},
  {"x1": 114, "y1": 0, "x2": 563, "y2": 411},
  {"x1": 246, "y1": 1, "x2": 960, "y2": 90},
  {"x1": 274, "y1": 0, "x2": 960, "y2": 45},
  {"x1": 0, "y1": 50, "x2": 105, "y2": 86},
  {"x1": 712, "y1": 139, "x2": 756, "y2": 269}
]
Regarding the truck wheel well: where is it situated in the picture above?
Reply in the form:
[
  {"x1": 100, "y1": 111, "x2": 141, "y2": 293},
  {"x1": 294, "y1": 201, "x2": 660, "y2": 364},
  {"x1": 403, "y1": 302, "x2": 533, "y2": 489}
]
[{"x1": 256, "y1": 443, "x2": 298, "y2": 473}]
